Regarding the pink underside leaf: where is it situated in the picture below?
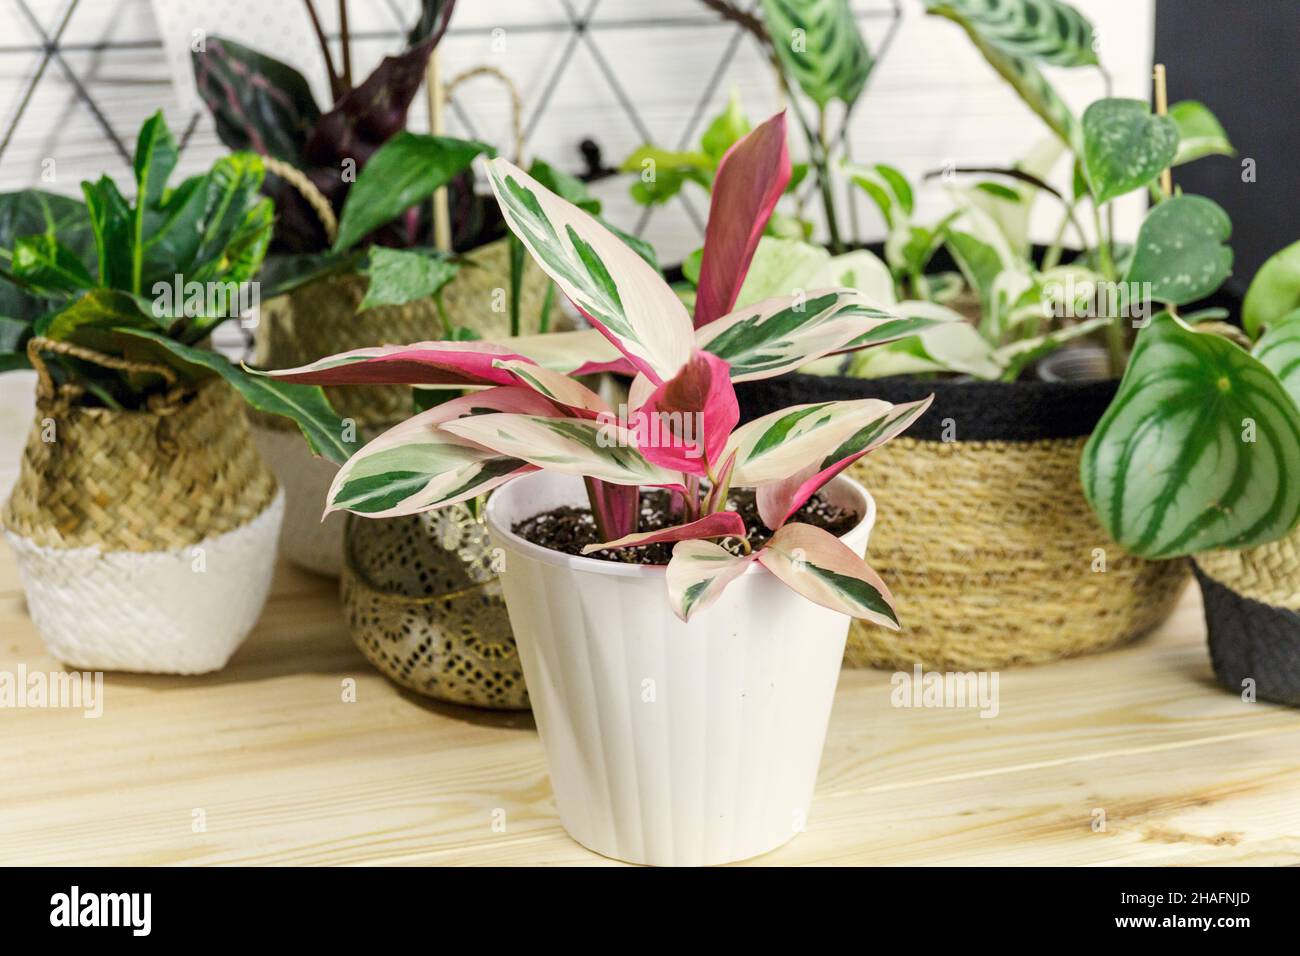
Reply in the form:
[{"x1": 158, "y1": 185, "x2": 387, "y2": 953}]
[
  {"x1": 257, "y1": 341, "x2": 533, "y2": 387},
  {"x1": 633, "y1": 350, "x2": 739, "y2": 476},
  {"x1": 581, "y1": 510, "x2": 746, "y2": 554},
  {"x1": 692, "y1": 111, "x2": 791, "y2": 329}
]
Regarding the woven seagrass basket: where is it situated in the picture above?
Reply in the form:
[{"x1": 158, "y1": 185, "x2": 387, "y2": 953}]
[
  {"x1": 2, "y1": 340, "x2": 282, "y2": 673},
  {"x1": 736, "y1": 372, "x2": 1188, "y2": 670},
  {"x1": 340, "y1": 507, "x2": 528, "y2": 709},
  {"x1": 1195, "y1": 526, "x2": 1300, "y2": 707}
]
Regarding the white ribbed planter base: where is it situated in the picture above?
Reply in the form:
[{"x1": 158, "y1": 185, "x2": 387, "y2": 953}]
[
  {"x1": 251, "y1": 422, "x2": 343, "y2": 577},
  {"x1": 5, "y1": 492, "x2": 284, "y2": 674},
  {"x1": 486, "y1": 472, "x2": 874, "y2": 866}
]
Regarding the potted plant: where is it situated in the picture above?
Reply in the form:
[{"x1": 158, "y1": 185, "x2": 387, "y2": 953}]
[
  {"x1": 191, "y1": 0, "x2": 563, "y2": 574},
  {"x1": 261, "y1": 113, "x2": 940, "y2": 864},
  {"x1": 0, "y1": 113, "x2": 351, "y2": 674},
  {"x1": 1083, "y1": 240, "x2": 1300, "y2": 706},
  {"x1": 732, "y1": 0, "x2": 1237, "y2": 670}
]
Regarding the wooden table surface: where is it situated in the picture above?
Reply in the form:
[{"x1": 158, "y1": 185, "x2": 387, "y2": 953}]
[{"x1": 2, "y1": 540, "x2": 1299, "y2": 867}]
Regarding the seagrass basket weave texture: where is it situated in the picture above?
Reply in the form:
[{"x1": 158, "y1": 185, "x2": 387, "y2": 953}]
[
  {"x1": 254, "y1": 238, "x2": 551, "y2": 429},
  {"x1": 847, "y1": 436, "x2": 1189, "y2": 670},
  {"x1": 340, "y1": 507, "x2": 528, "y2": 710},
  {"x1": 1196, "y1": 525, "x2": 1300, "y2": 610},
  {"x1": 2, "y1": 380, "x2": 277, "y2": 552}
]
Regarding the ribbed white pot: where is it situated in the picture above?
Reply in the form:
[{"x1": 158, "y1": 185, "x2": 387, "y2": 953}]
[
  {"x1": 4, "y1": 492, "x2": 284, "y2": 674},
  {"x1": 486, "y1": 472, "x2": 874, "y2": 866},
  {"x1": 251, "y1": 422, "x2": 344, "y2": 577}
]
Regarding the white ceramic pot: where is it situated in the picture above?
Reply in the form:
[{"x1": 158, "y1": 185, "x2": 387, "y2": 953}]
[
  {"x1": 4, "y1": 492, "x2": 284, "y2": 674},
  {"x1": 251, "y1": 421, "x2": 344, "y2": 577},
  {"x1": 486, "y1": 471, "x2": 875, "y2": 866}
]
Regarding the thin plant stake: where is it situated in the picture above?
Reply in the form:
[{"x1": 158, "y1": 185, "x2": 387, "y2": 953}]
[
  {"x1": 427, "y1": 53, "x2": 452, "y2": 252},
  {"x1": 1153, "y1": 63, "x2": 1173, "y2": 197}
]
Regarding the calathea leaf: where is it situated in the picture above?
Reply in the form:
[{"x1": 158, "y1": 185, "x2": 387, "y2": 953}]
[
  {"x1": 757, "y1": 522, "x2": 898, "y2": 627},
  {"x1": 582, "y1": 512, "x2": 747, "y2": 555},
  {"x1": 191, "y1": 37, "x2": 320, "y2": 163},
  {"x1": 486, "y1": 158, "x2": 694, "y2": 382},
  {"x1": 924, "y1": 0, "x2": 1098, "y2": 66},
  {"x1": 1125, "y1": 195, "x2": 1233, "y2": 306},
  {"x1": 666, "y1": 540, "x2": 756, "y2": 622},
  {"x1": 1081, "y1": 99, "x2": 1179, "y2": 204},
  {"x1": 759, "y1": 0, "x2": 874, "y2": 110},
  {"x1": 117, "y1": 327, "x2": 358, "y2": 464},
  {"x1": 360, "y1": 247, "x2": 459, "y2": 312},
  {"x1": 1081, "y1": 312, "x2": 1300, "y2": 558},
  {"x1": 333, "y1": 133, "x2": 493, "y2": 253},
  {"x1": 1242, "y1": 240, "x2": 1300, "y2": 339}
]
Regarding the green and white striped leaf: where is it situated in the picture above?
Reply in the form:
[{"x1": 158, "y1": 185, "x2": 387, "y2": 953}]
[
  {"x1": 759, "y1": 0, "x2": 873, "y2": 110},
  {"x1": 757, "y1": 522, "x2": 898, "y2": 628},
  {"x1": 1170, "y1": 100, "x2": 1235, "y2": 166},
  {"x1": 486, "y1": 157, "x2": 692, "y2": 382},
  {"x1": 927, "y1": 3, "x2": 1081, "y2": 143},
  {"x1": 726, "y1": 397, "x2": 927, "y2": 486},
  {"x1": 697, "y1": 288, "x2": 920, "y2": 382},
  {"x1": 1082, "y1": 312, "x2": 1300, "y2": 558},
  {"x1": 666, "y1": 540, "x2": 755, "y2": 622},
  {"x1": 1081, "y1": 99, "x2": 1179, "y2": 204},
  {"x1": 1126, "y1": 195, "x2": 1233, "y2": 306},
  {"x1": 439, "y1": 413, "x2": 678, "y2": 487},
  {"x1": 849, "y1": 308, "x2": 1003, "y2": 380},
  {"x1": 327, "y1": 410, "x2": 532, "y2": 518},
  {"x1": 491, "y1": 358, "x2": 612, "y2": 415},
  {"x1": 1243, "y1": 240, "x2": 1300, "y2": 339},
  {"x1": 1252, "y1": 309, "x2": 1300, "y2": 409},
  {"x1": 924, "y1": 0, "x2": 1098, "y2": 67}
]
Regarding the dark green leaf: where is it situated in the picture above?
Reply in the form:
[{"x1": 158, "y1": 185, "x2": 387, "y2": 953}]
[
  {"x1": 35, "y1": 288, "x2": 157, "y2": 341},
  {"x1": 81, "y1": 176, "x2": 133, "y2": 289},
  {"x1": 1081, "y1": 98, "x2": 1178, "y2": 204},
  {"x1": 334, "y1": 132, "x2": 493, "y2": 252},
  {"x1": 11, "y1": 234, "x2": 95, "y2": 293}
]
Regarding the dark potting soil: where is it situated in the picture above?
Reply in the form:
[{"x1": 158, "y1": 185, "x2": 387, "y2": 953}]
[{"x1": 512, "y1": 488, "x2": 858, "y2": 566}]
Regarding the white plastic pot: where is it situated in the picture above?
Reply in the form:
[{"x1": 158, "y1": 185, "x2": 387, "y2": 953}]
[
  {"x1": 5, "y1": 492, "x2": 284, "y2": 674},
  {"x1": 251, "y1": 421, "x2": 344, "y2": 577},
  {"x1": 486, "y1": 471, "x2": 874, "y2": 866}
]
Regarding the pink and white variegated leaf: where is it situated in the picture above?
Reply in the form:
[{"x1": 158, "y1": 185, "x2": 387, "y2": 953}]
[
  {"x1": 492, "y1": 358, "x2": 612, "y2": 417},
  {"x1": 693, "y1": 111, "x2": 791, "y2": 328},
  {"x1": 697, "y1": 289, "x2": 936, "y2": 383},
  {"x1": 510, "y1": 328, "x2": 635, "y2": 377},
  {"x1": 439, "y1": 413, "x2": 679, "y2": 487},
  {"x1": 580, "y1": 510, "x2": 747, "y2": 555},
  {"x1": 324, "y1": 392, "x2": 551, "y2": 518},
  {"x1": 486, "y1": 157, "x2": 693, "y2": 383},
  {"x1": 633, "y1": 350, "x2": 739, "y2": 476},
  {"x1": 726, "y1": 397, "x2": 931, "y2": 487},
  {"x1": 665, "y1": 539, "x2": 757, "y2": 622},
  {"x1": 757, "y1": 523, "x2": 899, "y2": 629},
  {"x1": 756, "y1": 395, "x2": 933, "y2": 529},
  {"x1": 255, "y1": 340, "x2": 531, "y2": 388}
]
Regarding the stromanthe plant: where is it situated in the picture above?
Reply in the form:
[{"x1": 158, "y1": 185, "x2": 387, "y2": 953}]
[
  {"x1": 0, "y1": 112, "x2": 353, "y2": 462},
  {"x1": 259, "y1": 113, "x2": 941, "y2": 624}
]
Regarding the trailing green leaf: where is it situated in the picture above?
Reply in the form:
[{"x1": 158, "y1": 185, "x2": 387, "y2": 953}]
[
  {"x1": 1169, "y1": 100, "x2": 1235, "y2": 166},
  {"x1": 1081, "y1": 98, "x2": 1178, "y2": 204},
  {"x1": 1126, "y1": 195, "x2": 1233, "y2": 306}
]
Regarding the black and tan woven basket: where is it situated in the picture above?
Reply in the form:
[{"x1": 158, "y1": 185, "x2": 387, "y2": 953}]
[
  {"x1": 1195, "y1": 527, "x2": 1300, "y2": 707},
  {"x1": 736, "y1": 373, "x2": 1188, "y2": 670}
]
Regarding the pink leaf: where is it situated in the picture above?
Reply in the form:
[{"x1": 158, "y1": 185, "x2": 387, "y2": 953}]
[
  {"x1": 693, "y1": 111, "x2": 791, "y2": 329},
  {"x1": 582, "y1": 510, "x2": 746, "y2": 554},
  {"x1": 633, "y1": 350, "x2": 739, "y2": 476},
  {"x1": 584, "y1": 478, "x2": 640, "y2": 541},
  {"x1": 255, "y1": 340, "x2": 532, "y2": 387},
  {"x1": 757, "y1": 523, "x2": 899, "y2": 629}
]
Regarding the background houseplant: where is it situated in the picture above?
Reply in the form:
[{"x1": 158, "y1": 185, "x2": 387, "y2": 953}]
[
  {"x1": 262, "y1": 114, "x2": 942, "y2": 863},
  {"x1": 736, "y1": 0, "x2": 1235, "y2": 669},
  {"x1": 1083, "y1": 240, "x2": 1300, "y2": 706},
  {"x1": 0, "y1": 112, "x2": 350, "y2": 674}
]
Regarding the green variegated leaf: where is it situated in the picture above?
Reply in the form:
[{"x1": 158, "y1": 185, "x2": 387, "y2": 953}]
[
  {"x1": 1170, "y1": 100, "x2": 1235, "y2": 166},
  {"x1": 327, "y1": 408, "x2": 532, "y2": 518},
  {"x1": 666, "y1": 540, "x2": 756, "y2": 622},
  {"x1": 1126, "y1": 195, "x2": 1233, "y2": 306},
  {"x1": 1243, "y1": 240, "x2": 1300, "y2": 339},
  {"x1": 491, "y1": 358, "x2": 611, "y2": 414},
  {"x1": 360, "y1": 247, "x2": 459, "y2": 312},
  {"x1": 991, "y1": 316, "x2": 1110, "y2": 381},
  {"x1": 849, "y1": 308, "x2": 1002, "y2": 379},
  {"x1": 924, "y1": 0, "x2": 1097, "y2": 66},
  {"x1": 1082, "y1": 312, "x2": 1300, "y2": 558},
  {"x1": 1081, "y1": 99, "x2": 1179, "y2": 204},
  {"x1": 1252, "y1": 309, "x2": 1300, "y2": 409},
  {"x1": 486, "y1": 158, "x2": 693, "y2": 382},
  {"x1": 757, "y1": 522, "x2": 898, "y2": 627},
  {"x1": 726, "y1": 397, "x2": 925, "y2": 485},
  {"x1": 10, "y1": 234, "x2": 95, "y2": 294},
  {"x1": 759, "y1": 0, "x2": 874, "y2": 109},
  {"x1": 697, "y1": 288, "x2": 915, "y2": 382},
  {"x1": 439, "y1": 413, "x2": 678, "y2": 487},
  {"x1": 733, "y1": 237, "x2": 834, "y2": 309}
]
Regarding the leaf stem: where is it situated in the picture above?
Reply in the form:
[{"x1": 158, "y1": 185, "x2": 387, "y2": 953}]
[
  {"x1": 302, "y1": 0, "x2": 343, "y2": 101},
  {"x1": 1092, "y1": 201, "x2": 1125, "y2": 376}
]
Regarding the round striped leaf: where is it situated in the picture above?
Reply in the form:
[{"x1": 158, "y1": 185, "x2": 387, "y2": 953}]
[
  {"x1": 1252, "y1": 309, "x2": 1300, "y2": 408},
  {"x1": 1082, "y1": 312, "x2": 1300, "y2": 558}
]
